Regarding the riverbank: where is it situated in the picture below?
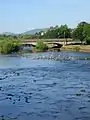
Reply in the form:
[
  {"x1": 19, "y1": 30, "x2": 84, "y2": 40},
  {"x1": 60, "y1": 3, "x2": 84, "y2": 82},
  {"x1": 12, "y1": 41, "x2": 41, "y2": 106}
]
[{"x1": 61, "y1": 45, "x2": 90, "y2": 53}]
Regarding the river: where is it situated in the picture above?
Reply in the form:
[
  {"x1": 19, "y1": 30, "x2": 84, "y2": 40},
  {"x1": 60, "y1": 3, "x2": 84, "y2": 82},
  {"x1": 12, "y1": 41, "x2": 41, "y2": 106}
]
[{"x1": 0, "y1": 51, "x2": 90, "y2": 120}]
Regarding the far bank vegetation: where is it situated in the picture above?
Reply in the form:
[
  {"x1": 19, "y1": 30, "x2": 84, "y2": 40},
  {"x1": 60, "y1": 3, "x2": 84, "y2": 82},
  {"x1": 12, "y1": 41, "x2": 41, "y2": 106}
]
[{"x1": 0, "y1": 21, "x2": 90, "y2": 54}]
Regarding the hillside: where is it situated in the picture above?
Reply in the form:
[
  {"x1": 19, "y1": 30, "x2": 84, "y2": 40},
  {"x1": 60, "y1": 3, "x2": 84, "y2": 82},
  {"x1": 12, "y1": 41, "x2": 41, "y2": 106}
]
[{"x1": 23, "y1": 28, "x2": 48, "y2": 35}]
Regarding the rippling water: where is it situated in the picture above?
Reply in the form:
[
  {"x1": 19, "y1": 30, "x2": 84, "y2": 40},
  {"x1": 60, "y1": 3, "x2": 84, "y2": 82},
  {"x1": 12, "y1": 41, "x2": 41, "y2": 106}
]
[{"x1": 0, "y1": 52, "x2": 90, "y2": 120}]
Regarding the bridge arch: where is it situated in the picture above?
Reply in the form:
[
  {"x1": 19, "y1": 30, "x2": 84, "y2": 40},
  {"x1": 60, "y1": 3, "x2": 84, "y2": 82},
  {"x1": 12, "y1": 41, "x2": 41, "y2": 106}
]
[{"x1": 48, "y1": 42, "x2": 63, "y2": 48}]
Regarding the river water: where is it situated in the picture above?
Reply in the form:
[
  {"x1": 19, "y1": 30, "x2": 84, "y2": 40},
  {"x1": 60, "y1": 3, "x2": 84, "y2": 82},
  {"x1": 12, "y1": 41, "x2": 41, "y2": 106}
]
[{"x1": 0, "y1": 51, "x2": 90, "y2": 120}]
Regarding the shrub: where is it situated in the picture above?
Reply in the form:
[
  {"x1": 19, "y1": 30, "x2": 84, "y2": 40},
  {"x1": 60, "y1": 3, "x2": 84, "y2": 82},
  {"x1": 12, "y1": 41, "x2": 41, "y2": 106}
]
[
  {"x1": 86, "y1": 37, "x2": 90, "y2": 45},
  {"x1": 36, "y1": 40, "x2": 48, "y2": 52},
  {"x1": 0, "y1": 39, "x2": 21, "y2": 54}
]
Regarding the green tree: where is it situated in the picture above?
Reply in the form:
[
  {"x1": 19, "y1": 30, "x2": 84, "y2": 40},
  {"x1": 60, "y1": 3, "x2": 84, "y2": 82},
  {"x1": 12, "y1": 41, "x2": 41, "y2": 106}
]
[
  {"x1": 36, "y1": 40, "x2": 48, "y2": 52},
  {"x1": 0, "y1": 39, "x2": 21, "y2": 54},
  {"x1": 42, "y1": 24, "x2": 71, "y2": 40},
  {"x1": 72, "y1": 22, "x2": 88, "y2": 43},
  {"x1": 57, "y1": 25, "x2": 71, "y2": 44},
  {"x1": 86, "y1": 37, "x2": 90, "y2": 45}
]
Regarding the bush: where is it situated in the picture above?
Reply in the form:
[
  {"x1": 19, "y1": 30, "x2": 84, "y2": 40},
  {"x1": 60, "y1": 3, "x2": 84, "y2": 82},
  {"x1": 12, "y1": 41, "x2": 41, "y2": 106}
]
[
  {"x1": 0, "y1": 39, "x2": 21, "y2": 54},
  {"x1": 86, "y1": 37, "x2": 90, "y2": 45},
  {"x1": 36, "y1": 40, "x2": 48, "y2": 52}
]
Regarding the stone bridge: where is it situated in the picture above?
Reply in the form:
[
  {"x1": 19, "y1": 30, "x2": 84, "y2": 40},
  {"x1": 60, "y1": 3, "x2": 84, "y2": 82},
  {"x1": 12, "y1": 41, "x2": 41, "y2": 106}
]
[
  {"x1": 22, "y1": 42, "x2": 63, "y2": 48},
  {"x1": 21, "y1": 40, "x2": 81, "y2": 49},
  {"x1": 21, "y1": 41, "x2": 67, "y2": 48}
]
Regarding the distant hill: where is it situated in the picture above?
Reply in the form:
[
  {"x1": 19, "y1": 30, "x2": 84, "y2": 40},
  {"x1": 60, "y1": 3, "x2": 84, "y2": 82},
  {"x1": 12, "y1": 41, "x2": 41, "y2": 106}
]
[
  {"x1": 1, "y1": 32, "x2": 21, "y2": 37},
  {"x1": 2, "y1": 32, "x2": 16, "y2": 36},
  {"x1": 0, "y1": 28, "x2": 49, "y2": 36},
  {"x1": 23, "y1": 28, "x2": 49, "y2": 35}
]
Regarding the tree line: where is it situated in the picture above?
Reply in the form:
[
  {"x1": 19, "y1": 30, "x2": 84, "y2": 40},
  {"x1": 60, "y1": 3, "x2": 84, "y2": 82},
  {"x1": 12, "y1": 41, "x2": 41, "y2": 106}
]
[
  {"x1": 18, "y1": 21, "x2": 90, "y2": 44},
  {"x1": 0, "y1": 21, "x2": 90, "y2": 44}
]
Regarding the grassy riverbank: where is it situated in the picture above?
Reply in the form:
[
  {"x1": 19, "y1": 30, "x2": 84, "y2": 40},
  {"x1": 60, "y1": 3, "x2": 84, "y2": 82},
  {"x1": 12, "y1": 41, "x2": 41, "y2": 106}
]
[
  {"x1": 0, "y1": 39, "x2": 21, "y2": 54},
  {"x1": 61, "y1": 45, "x2": 90, "y2": 53},
  {"x1": 0, "y1": 38, "x2": 90, "y2": 54}
]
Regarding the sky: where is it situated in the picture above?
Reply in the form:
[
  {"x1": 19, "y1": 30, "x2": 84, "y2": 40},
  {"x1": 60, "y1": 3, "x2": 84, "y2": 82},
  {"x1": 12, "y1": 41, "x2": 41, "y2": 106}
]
[{"x1": 0, "y1": 0, "x2": 90, "y2": 33}]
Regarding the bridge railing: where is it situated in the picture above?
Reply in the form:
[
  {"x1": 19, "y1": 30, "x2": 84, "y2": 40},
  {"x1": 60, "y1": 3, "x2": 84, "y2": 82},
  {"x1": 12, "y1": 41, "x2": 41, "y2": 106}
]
[{"x1": 21, "y1": 38, "x2": 73, "y2": 43}]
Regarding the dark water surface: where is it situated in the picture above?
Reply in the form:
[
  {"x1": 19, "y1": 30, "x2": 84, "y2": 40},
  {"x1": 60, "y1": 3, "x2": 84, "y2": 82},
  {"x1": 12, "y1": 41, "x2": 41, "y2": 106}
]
[{"x1": 0, "y1": 52, "x2": 90, "y2": 120}]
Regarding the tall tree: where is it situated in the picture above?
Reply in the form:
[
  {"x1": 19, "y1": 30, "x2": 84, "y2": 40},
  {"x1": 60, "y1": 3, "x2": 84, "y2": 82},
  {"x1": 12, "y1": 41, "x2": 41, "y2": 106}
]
[{"x1": 72, "y1": 21, "x2": 88, "y2": 43}]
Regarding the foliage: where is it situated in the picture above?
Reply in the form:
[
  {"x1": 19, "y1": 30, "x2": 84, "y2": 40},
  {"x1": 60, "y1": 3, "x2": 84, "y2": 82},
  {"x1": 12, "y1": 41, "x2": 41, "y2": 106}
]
[
  {"x1": 19, "y1": 34, "x2": 35, "y2": 39},
  {"x1": 37, "y1": 25, "x2": 72, "y2": 39},
  {"x1": 17, "y1": 21, "x2": 90, "y2": 46},
  {"x1": 86, "y1": 37, "x2": 90, "y2": 45},
  {"x1": 0, "y1": 39, "x2": 21, "y2": 54},
  {"x1": 1, "y1": 21, "x2": 90, "y2": 50},
  {"x1": 0, "y1": 35, "x2": 18, "y2": 40},
  {"x1": 36, "y1": 40, "x2": 48, "y2": 52},
  {"x1": 72, "y1": 22, "x2": 90, "y2": 43}
]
